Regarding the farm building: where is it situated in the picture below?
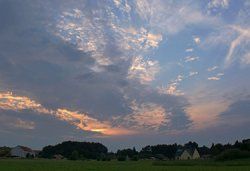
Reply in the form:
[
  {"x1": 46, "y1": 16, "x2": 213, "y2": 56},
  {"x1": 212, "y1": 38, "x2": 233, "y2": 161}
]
[
  {"x1": 175, "y1": 148, "x2": 200, "y2": 160},
  {"x1": 53, "y1": 154, "x2": 64, "y2": 160},
  {"x1": 10, "y1": 146, "x2": 36, "y2": 158}
]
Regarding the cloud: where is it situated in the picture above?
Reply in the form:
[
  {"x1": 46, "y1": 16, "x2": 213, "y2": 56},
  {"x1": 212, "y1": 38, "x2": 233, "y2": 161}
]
[
  {"x1": 207, "y1": 0, "x2": 230, "y2": 9},
  {"x1": 185, "y1": 48, "x2": 193, "y2": 52},
  {"x1": 186, "y1": 100, "x2": 229, "y2": 130},
  {"x1": 55, "y1": 8, "x2": 112, "y2": 67},
  {"x1": 56, "y1": 109, "x2": 135, "y2": 136},
  {"x1": 207, "y1": 73, "x2": 224, "y2": 81},
  {"x1": 0, "y1": 91, "x2": 134, "y2": 136},
  {"x1": 185, "y1": 56, "x2": 199, "y2": 62},
  {"x1": 0, "y1": 115, "x2": 35, "y2": 130},
  {"x1": 207, "y1": 77, "x2": 220, "y2": 81},
  {"x1": 217, "y1": 73, "x2": 224, "y2": 76},
  {"x1": 0, "y1": 89, "x2": 190, "y2": 136},
  {"x1": 220, "y1": 97, "x2": 250, "y2": 125},
  {"x1": 146, "y1": 33, "x2": 163, "y2": 48},
  {"x1": 224, "y1": 26, "x2": 250, "y2": 67},
  {"x1": 207, "y1": 66, "x2": 218, "y2": 71},
  {"x1": 193, "y1": 37, "x2": 201, "y2": 44},
  {"x1": 135, "y1": 0, "x2": 218, "y2": 35},
  {"x1": 189, "y1": 71, "x2": 198, "y2": 77},
  {"x1": 158, "y1": 75, "x2": 184, "y2": 96},
  {"x1": 0, "y1": 92, "x2": 53, "y2": 114},
  {"x1": 54, "y1": 4, "x2": 163, "y2": 72},
  {"x1": 0, "y1": 0, "x2": 206, "y2": 144},
  {"x1": 117, "y1": 101, "x2": 170, "y2": 131},
  {"x1": 127, "y1": 56, "x2": 160, "y2": 84},
  {"x1": 185, "y1": 86, "x2": 231, "y2": 130},
  {"x1": 204, "y1": 25, "x2": 250, "y2": 68},
  {"x1": 12, "y1": 119, "x2": 35, "y2": 130},
  {"x1": 158, "y1": 84, "x2": 183, "y2": 96},
  {"x1": 241, "y1": 52, "x2": 250, "y2": 65}
]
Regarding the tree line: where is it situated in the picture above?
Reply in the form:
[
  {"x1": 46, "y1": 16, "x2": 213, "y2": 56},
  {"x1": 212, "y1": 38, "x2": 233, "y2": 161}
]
[{"x1": 0, "y1": 138, "x2": 249, "y2": 161}]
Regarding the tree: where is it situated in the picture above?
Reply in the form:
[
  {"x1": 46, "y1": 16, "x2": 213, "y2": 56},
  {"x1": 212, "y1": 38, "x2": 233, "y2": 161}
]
[
  {"x1": 117, "y1": 148, "x2": 138, "y2": 158},
  {"x1": 69, "y1": 150, "x2": 79, "y2": 160},
  {"x1": 0, "y1": 147, "x2": 11, "y2": 157},
  {"x1": 184, "y1": 141, "x2": 198, "y2": 149},
  {"x1": 117, "y1": 155, "x2": 126, "y2": 161},
  {"x1": 40, "y1": 141, "x2": 108, "y2": 159},
  {"x1": 198, "y1": 145, "x2": 210, "y2": 156},
  {"x1": 211, "y1": 143, "x2": 224, "y2": 156},
  {"x1": 140, "y1": 144, "x2": 178, "y2": 159},
  {"x1": 216, "y1": 149, "x2": 250, "y2": 161}
]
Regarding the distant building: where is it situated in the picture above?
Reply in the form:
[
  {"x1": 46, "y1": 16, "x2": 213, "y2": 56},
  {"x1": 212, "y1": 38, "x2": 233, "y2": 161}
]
[
  {"x1": 175, "y1": 148, "x2": 200, "y2": 160},
  {"x1": 10, "y1": 146, "x2": 36, "y2": 158},
  {"x1": 34, "y1": 150, "x2": 41, "y2": 157},
  {"x1": 53, "y1": 154, "x2": 64, "y2": 160}
]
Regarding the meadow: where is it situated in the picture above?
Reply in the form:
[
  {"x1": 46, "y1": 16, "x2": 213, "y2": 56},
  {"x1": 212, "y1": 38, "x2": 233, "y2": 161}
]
[{"x1": 0, "y1": 159, "x2": 250, "y2": 171}]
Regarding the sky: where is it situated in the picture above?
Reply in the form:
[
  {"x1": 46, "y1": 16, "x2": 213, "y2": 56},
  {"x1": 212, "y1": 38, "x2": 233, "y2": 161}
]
[{"x1": 0, "y1": 0, "x2": 250, "y2": 151}]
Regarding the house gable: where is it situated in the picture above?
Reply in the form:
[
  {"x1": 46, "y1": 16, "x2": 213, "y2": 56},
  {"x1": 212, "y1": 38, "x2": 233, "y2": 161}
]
[
  {"x1": 192, "y1": 149, "x2": 200, "y2": 159},
  {"x1": 175, "y1": 148, "x2": 200, "y2": 160},
  {"x1": 10, "y1": 146, "x2": 35, "y2": 158},
  {"x1": 180, "y1": 150, "x2": 192, "y2": 160}
]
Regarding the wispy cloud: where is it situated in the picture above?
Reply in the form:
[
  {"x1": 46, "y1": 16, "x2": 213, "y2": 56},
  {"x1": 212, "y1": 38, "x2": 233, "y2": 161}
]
[
  {"x1": 224, "y1": 26, "x2": 250, "y2": 67},
  {"x1": 0, "y1": 115, "x2": 35, "y2": 130},
  {"x1": 207, "y1": 0, "x2": 230, "y2": 10},
  {"x1": 207, "y1": 77, "x2": 220, "y2": 81},
  {"x1": 241, "y1": 52, "x2": 250, "y2": 65},
  {"x1": 55, "y1": 4, "x2": 163, "y2": 72},
  {"x1": 186, "y1": 100, "x2": 229, "y2": 130},
  {"x1": 193, "y1": 36, "x2": 201, "y2": 44},
  {"x1": 119, "y1": 101, "x2": 170, "y2": 131},
  {"x1": 158, "y1": 75, "x2": 184, "y2": 96},
  {"x1": 0, "y1": 92, "x2": 53, "y2": 114},
  {"x1": 185, "y1": 56, "x2": 199, "y2": 62},
  {"x1": 207, "y1": 66, "x2": 218, "y2": 72},
  {"x1": 55, "y1": 8, "x2": 112, "y2": 67},
  {"x1": 185, "y1": 48, "x2": 193, "y2": 52},
  {"x1": 208, "y1": 73, "x2": 224, "y2": 81},
  {"x1": 189, "y1": 71, "x2": 198, "y2": 77},
  {"x1": 135, "y1": 0, "x2": 218, "y2": 35},
  {"x1": 202, "y1": 25, "x2": 250, "y2": 68},
  {"x1": 185, "y1": 85, "x2": 231, "y2": 130},
  {"x1": 56, "y1": 109, "x2": 135, "y2": 136},
  {"x1": 128, "y1": 56, "x2": 160, "y2": 84},
  {"x1": 12, "y1": 119, "x2": 35, "y2": 130},
  {"x1": 0, "y1": 91, "x2": 134, "y2": 136}
]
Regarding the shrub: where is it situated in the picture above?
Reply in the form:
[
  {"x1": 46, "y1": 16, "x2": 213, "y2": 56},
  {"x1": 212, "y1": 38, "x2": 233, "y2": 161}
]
[
  {"x1": 215, "y1": 149, "x2": 250, "y2": 161},
  {"x1": 0, "y1": 147, "x2": 11, "y2": 157},
  {"x1": 117, "y1": 155, "x2": 126, "y2": 161},
  {"x1": 69, "y1": 151, "x2": 79, "y2": 160},
  {"x1": 131, "y1": 155, "x2": 139, "y2": 161}
]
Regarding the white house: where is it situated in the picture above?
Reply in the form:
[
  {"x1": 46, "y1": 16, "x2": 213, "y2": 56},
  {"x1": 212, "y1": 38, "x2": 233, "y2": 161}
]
[
  {"x1": 175, "y1": 148, "x2": 200, "y2": 160},
  {"x1": 10, "y1": 146, "x2": 36, "y2": 158}
]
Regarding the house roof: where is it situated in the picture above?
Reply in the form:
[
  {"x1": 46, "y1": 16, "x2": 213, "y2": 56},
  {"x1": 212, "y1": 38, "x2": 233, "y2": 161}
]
[
  {"x1": 175, "y1": 149, "x2": 185, "y2": 157},
  {"x1": 17, "y1": 146, "x2": 34, "y2": 153},
  {"x1": 175, "y1": 148, "x2": 197, "y2": 157},
  {"x1": 186, "y1": 148, "x2": 196, "y2": 156}
]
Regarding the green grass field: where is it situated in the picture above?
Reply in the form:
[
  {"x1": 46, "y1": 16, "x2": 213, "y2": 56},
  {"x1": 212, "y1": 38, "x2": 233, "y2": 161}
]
[{"x1": 0, "y1": 159, "x2": 250, "y2": 171}]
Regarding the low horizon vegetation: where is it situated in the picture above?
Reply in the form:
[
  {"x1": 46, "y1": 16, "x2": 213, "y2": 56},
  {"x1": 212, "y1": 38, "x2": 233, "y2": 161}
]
[
  {"x1": 1, "y1": 138, "x2": 250, "y2": 162},
  {"x1": 0, "y1": 159, "x2": 250, "y2": 171}
]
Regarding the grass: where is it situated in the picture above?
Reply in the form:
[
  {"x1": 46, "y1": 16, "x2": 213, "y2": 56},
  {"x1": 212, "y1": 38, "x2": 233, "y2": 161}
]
[{"x1": 0, "y1": 159, "x2": 250, "y2": 171}]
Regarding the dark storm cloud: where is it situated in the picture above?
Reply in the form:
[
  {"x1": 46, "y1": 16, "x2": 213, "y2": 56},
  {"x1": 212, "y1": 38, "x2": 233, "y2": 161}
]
[
  {"x1": 0, "y1": 0, "x2": 132, "y2": 122},
  {"x1": 0, "y1": 109, "x2": 94, "y2": 149},
  {"x1": 0, "y1": 0, "x2": 191, "y2": 143},
  {"x1": 220, "y1": 97, "x2": 250, "y2": 121}
]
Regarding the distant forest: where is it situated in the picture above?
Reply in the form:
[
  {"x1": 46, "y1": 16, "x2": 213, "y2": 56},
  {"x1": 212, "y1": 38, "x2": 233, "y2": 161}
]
[{"x1": 1, "y1": 138, "x2": 250, "y2": 161}]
